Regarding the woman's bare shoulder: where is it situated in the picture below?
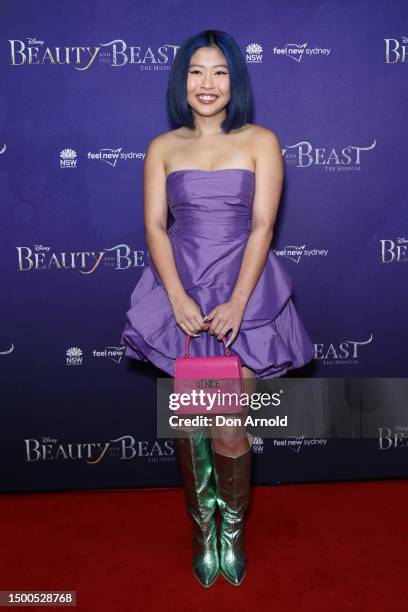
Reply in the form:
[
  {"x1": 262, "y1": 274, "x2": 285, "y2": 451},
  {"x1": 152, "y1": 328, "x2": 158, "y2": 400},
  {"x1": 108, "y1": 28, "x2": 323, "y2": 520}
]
[
  {"x1": 246, "y1": 123, "x2": 281, "y2": 146},
  {"x1": 146, "y1": 127, "x2": 187, "y2": 149},
  {"x1": 145, "y1": 128, "x2": 188, "y2": 167},
  {"x1": 241, "y1": 124, "x2": 282, "y2": 172}
]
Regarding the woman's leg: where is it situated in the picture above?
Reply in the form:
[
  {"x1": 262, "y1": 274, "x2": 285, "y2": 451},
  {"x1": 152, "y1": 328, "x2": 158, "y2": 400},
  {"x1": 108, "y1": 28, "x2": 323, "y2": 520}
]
[
  {"x1": 171, "y1": 411, "x2": 219, "y2": 587},
  {"x1": 211, "y1": 366, "x2": 256, "y2": 455},
  {"x1": 209, "y1": 366, "x2": 256, "y2": 586}
]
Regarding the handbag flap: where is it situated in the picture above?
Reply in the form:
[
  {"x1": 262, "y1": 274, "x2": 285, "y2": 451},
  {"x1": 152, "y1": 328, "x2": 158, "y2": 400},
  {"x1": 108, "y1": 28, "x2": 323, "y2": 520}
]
[{"x1": 175, "y1": 354, "x2": 242, "y2": 379}]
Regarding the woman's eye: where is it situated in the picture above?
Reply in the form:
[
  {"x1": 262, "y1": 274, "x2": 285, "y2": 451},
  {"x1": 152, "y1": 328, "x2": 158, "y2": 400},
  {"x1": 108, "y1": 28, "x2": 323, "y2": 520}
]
[{"x1": 188, "y1": 70, "x2": 228, "y2": 76}]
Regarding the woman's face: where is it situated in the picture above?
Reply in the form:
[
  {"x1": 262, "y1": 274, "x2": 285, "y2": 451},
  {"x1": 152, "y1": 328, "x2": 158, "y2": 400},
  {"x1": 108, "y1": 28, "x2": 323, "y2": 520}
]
[{"x1": 186, "y1": 46, "x2": 230, "y2": 120}]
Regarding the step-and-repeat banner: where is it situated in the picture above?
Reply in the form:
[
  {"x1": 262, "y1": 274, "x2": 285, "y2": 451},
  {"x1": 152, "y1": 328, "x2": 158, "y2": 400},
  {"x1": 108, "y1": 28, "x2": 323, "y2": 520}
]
[{"x1": 1, "y1": 1, "x2": 407, "y2": 492}]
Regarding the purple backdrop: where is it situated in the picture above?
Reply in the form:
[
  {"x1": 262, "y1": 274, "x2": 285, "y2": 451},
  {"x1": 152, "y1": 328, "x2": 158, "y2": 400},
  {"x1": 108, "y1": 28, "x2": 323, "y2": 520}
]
[{"x1": 1, "y1": 0, "x2": 408, "y2": 492}]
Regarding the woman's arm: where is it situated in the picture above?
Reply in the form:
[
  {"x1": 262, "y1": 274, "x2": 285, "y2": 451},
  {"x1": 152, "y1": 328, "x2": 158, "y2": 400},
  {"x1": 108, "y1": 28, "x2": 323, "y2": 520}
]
[
  {"x1": 143, "y1": 135, "x2": 206, "y2": 336},
  {"x1": 230, "y1": 129, "x2": 284, "y2": 306},
  {"x1": 205, "y1": 129, "x2": 284, "y2": 345}
]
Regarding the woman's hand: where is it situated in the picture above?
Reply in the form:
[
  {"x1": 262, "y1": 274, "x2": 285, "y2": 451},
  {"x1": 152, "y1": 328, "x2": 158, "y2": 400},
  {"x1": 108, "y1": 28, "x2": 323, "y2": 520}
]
[
  {"x1": 203, "y1": 298, "x2": 246, "y2": 347},
  {"x1": 169, "y1": 291, "x2": 207, "y2": 337}
]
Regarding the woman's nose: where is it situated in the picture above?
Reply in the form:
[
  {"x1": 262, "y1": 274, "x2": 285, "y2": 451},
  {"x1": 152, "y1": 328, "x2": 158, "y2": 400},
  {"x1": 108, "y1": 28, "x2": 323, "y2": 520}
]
[{"x1": 201, "y1": 73, "x2": 215, "y2": 87}]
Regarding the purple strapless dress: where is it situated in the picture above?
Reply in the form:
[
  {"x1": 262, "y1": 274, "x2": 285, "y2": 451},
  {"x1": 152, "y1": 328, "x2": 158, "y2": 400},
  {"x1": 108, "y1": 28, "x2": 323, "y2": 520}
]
[{"x1": 120, "y1": 168, "x2": 315, "y2": 378}]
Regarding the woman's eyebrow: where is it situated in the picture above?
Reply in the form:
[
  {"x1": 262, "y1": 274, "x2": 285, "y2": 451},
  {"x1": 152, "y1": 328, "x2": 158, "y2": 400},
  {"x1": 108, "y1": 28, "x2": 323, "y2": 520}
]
[{"x1": 189, "y1": 63, "x2": 229, "y2": 68}]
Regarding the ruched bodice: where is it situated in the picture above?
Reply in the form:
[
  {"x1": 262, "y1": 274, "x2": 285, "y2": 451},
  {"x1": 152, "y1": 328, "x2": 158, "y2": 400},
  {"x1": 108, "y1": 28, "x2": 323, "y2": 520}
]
[
  {"x1": 120, "y1": 168, "x2": 315, "y2": 379},
  {"x1": 167, "y1": 169, "x2": 255, "y2": 235}
]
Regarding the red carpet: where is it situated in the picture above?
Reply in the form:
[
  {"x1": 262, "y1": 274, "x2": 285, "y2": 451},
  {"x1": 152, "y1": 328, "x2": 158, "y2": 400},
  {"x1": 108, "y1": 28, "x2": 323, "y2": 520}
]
[{"x1": 0, "y1": 481, "x2": 406, "y2": 610}]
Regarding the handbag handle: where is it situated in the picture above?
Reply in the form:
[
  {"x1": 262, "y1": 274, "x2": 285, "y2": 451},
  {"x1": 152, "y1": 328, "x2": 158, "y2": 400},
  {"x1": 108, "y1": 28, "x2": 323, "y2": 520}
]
[{"x1": 184, "y1": 331, "x2": 231, "y2": 358}]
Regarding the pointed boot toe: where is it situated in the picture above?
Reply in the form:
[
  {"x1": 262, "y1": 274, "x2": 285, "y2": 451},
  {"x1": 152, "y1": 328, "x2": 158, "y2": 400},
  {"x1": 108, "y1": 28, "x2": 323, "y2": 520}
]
[
  {"x1": 174, "y1": 429, "x2": 220, "y2": 588},
  {"x1": 211, "y1": 441, "x2": 252, "y2": 587}
]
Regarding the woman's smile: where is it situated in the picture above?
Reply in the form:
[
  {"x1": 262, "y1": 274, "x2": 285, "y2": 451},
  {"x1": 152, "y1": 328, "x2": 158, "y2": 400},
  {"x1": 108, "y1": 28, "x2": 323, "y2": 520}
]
[{"x1": 196, "y1": 94, "x2": 219, "y2": 104}]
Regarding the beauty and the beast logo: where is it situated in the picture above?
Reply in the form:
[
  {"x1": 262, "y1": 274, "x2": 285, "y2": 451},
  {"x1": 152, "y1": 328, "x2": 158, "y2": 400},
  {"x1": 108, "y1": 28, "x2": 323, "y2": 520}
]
[
  {"x1": 282, "y1": 140, "x2": 376, "y2": 168},
  {"x1": 16, "y1": 244, "x2": 145, "y2": 273},
  {"x1": 9, "y1": 38, "x2": 179, "y2": 70},
  {"x1": 384, "y1": 37, "x2": 408, "y2": 63},
  {"x1": 25, "y1": 436, "x2": 175, "y2": 463}
]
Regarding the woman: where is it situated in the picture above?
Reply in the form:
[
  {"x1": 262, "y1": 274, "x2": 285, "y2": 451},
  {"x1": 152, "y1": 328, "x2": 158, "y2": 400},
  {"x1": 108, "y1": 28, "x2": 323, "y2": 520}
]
[{"x1": 120, "y1": 30, "x2": 315, "y2": 587}]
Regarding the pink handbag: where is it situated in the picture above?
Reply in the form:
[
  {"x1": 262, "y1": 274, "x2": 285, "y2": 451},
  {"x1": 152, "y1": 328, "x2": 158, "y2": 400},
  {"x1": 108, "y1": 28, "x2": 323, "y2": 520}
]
[{"x1": 173, "y1": 332, "x2": 245, "y2": 415}]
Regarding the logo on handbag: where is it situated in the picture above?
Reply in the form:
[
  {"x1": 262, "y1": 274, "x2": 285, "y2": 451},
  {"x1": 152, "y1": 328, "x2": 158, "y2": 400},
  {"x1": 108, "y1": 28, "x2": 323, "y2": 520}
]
[
  {"x1": 197, "y1": 378, "x2": 220, "y2": 388},
  {"x1": 173, "y1": 332, "x2": 245, "y2": 415}
]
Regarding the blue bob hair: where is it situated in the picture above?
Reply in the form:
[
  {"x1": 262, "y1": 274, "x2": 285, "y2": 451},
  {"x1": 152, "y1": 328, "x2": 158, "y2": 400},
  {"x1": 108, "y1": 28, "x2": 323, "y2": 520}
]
[{"x1": 166, "y1": 30, "x2": 253, "y2": 133}]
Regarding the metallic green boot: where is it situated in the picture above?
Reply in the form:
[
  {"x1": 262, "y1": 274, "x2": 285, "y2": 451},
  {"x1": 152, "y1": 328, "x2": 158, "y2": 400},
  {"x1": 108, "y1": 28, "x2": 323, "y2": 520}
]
[
  {"x1": 211, "y1": 437, "x2": 252, "y2": 586},
  {"x1": 173, "y1": 429, "x2": 220, "y2": 588}
]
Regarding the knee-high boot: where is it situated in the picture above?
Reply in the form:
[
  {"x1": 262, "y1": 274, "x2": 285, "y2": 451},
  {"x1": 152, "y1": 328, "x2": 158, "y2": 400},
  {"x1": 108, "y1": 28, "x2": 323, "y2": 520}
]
[
  {"x1": 173, "y1": 428, "x2": 220, "y2": 588},
  {"x1": 210, "y1": 435, "x2": 253, "y2": 586}
]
